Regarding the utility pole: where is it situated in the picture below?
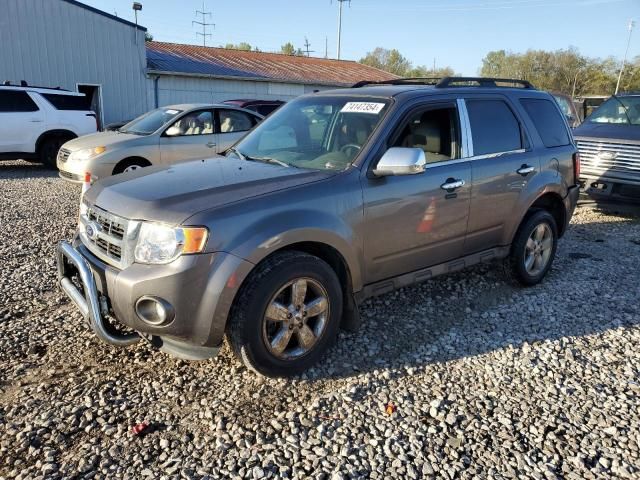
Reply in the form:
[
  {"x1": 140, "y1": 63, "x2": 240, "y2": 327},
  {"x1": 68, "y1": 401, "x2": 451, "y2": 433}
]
[
  {"x1": 336, "y1": 0, "x2": 350, "y2": 59},
  {"x1": 304, "y1": 37, "x2": 315, "y2": 57},
  {"x1": 325, "y1": 36, "x2": 328, "y2": 58},
  {"x1": 193, "y1": 1, "x2": 214, "y2": 47},
  {"x1": 616, "y1": 19, "x2": 635, "y2": 95}
]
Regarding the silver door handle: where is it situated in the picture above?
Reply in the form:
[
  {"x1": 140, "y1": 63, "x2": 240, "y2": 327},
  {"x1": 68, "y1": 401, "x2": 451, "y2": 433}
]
[
  {"x1": 30, "y1": 119, "x2": 43, "y2": 123},
  {"x1": 440, "y1": 179, "x2": 465, "y2": 190},
  {"x1": 517, "y1": 165, "x2": 535, "y2": 176},
  {"x1": 206, "y1": 142, "x2": 217, "y2": 148}
]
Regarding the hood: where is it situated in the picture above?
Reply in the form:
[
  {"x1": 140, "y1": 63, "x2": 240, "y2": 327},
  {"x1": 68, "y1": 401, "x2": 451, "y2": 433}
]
[
  {"x1": 85, "y1": 156, "x2": 335, "y2": 224},
  {"x1": 573, "y1": 122, "x2": 640, "y2": 145},
  {"x1": 63, "y1": 130, "x2": 145, "y2": 150}
]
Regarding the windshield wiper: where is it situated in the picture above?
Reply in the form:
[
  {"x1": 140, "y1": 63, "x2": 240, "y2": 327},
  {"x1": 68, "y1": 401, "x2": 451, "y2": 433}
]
[
  {"x1": 227, "y1": 147, "x2": 246, "y2": 160},
  {"x1": 246, "y1": 155, "x2": 292, "y2": 168}
]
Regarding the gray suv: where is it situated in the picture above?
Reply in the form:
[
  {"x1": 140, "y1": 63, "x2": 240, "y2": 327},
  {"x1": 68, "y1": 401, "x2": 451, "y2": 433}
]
[{"x1": 57, "y1": 77, "x2": 580, "y2": 377}]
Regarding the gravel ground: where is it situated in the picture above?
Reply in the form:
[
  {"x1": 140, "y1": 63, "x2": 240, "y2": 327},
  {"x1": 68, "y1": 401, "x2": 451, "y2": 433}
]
[{"x1": 1, "y1": 160, "x2": 639, "y2": 480}]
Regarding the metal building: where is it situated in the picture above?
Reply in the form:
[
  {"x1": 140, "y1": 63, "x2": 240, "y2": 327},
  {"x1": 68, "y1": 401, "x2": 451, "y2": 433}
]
[
  {"x1": 1, "y1": 0, "x2": 393, "y2": 127},
  {"x1": 145, "y1": 42, "x2": 393, "y2": 108},
  {"x1": 0, "y1": 0, "x2": 149, "y2": 127}
]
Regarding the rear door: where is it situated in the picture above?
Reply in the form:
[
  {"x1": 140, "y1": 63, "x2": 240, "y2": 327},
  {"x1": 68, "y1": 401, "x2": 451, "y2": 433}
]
[
  {"x1": 462, "y1": 96, "x2": 539, "y2": 253},
  {"x1": 361, "y1": 100, "x2": 472, "y2": 283},
  {"x1": 215, "y1": 108, "x2": 261, "y2": 153},
  {"x1": 0, "y1": 90, "x2": 44, "y2": 153},
  {"x1": 159, "y1": 109, "x2": 218, "y2": 164}
]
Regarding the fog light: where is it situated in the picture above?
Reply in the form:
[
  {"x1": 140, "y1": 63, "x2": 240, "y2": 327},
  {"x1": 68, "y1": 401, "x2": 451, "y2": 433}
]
[{"x1": 135, "y1": 296, "x2": 175, "y2": 326}]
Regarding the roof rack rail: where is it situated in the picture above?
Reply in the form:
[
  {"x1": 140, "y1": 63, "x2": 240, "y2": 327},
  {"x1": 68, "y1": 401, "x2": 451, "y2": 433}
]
[
  {"x1": 352, "y1": 78, "x2": 442, "y2": 88},
  {"x1": 1, "y1": 80, "x2": 70, "y2": 92},
  {"x1": 435, "y1": 77, "x2": 535, "y2": 89},
  {"x1": 352, "y1": 76, "x2": 535, "y2": 90}
]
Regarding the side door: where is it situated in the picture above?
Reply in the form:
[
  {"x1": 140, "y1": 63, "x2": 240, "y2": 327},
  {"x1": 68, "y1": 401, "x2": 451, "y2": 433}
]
[
  {"x1": 215, "y1": 108, "x2": 261, "y2": 153},
  {"x1": 0, "y1": 90, "x2": 44, "y2": 153},
  {"x1": 361, "y1": 101, "x2": 472, "y2": 283},
  {"x1": 159, "y1": 109, "x2": 218, "y2": 164},
  {"x1": 462, "y1": 96, "x2": 539, "y2": 253}
]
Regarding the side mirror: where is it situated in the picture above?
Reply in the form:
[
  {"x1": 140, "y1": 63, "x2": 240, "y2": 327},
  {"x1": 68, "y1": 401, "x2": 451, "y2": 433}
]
[
  {"x1": 373, "y1": 147, "x2": 426, "y2": 177},
  {"x1": 165, "y1": 125, "x2": 180, "y2": 137}
]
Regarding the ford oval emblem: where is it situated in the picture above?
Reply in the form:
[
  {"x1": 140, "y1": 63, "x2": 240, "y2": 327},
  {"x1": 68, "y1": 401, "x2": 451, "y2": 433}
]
[
  {"x1": 85, "y1": 222, "x2": 102, "y2": 240},
  {"x1": 597, "y1": 151, "x2": 617, "y2": 161}
]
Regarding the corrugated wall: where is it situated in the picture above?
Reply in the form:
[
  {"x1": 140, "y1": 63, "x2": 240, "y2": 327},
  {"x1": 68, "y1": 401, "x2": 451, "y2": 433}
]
[
  {"x1": 0, "y1": 0, "x2": 149, "y2": 124},
  {"x1": 153, "y1": 75, "x2": 339, "y2": 107}
]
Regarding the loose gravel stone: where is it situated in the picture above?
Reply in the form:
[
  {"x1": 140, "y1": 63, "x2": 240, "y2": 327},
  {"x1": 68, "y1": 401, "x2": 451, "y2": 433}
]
[{"x1": 0, "y1": 160, "x2": 639, "y2": 479}]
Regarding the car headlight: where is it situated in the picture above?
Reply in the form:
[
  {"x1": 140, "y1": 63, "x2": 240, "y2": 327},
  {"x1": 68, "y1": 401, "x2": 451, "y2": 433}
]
[
  {"x1": 70, "y1": 146, "x2": 106, "y2": 161},
  {"x1": 134, "y1": 223, "x2": 209, "y2": 264}
]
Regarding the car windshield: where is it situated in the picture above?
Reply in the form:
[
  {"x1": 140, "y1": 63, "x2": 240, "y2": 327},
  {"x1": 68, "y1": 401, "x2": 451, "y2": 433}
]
[
  {"x1": 119, "y1": 107, "x2": 183, "y2": 135},
  {"x1": 588, "y1": 96, "x2": 640, "y2": 126},
  {"x1": 227, "y1": 96, "x2": 390, "y2": 170}
]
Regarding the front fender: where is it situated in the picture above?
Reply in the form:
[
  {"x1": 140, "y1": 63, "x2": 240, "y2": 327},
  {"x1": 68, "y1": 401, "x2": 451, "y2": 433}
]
[{"x1": 223, "y1": 209, "x2": 363, "y2": 292}]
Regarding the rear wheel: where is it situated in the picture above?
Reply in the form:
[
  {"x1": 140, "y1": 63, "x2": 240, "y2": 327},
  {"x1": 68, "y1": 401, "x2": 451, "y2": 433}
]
[
  {"x1": 505, "y1": 210, "x2": 558, "y2": 286},
  {"x1": 113, "y1": 158, "x2": 151, "y2": 175},
  {"x1": 38, "y1": 137, "x2": 68, "y2": 168},
  {"x1": 227, "y1": 251, "x2": 343, "y2": 377}
]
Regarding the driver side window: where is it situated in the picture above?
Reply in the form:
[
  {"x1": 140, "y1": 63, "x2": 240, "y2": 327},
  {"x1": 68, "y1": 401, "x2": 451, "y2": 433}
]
[{"x1": 392, "y1": 106, "x2": 459, "y2": 164}]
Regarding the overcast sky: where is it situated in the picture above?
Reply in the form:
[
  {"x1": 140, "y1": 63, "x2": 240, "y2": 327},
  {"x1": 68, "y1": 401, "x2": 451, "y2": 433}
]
[{"x1": 83, "y1": 0, "x2": 638, "y2": 74}]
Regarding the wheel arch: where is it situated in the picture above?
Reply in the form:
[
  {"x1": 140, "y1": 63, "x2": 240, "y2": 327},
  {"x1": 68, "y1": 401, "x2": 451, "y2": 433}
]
[
  {"x1": 525, "y1": 192, "x2": 567, "y2": 237},
  {"x1": 35, "y1": 129, "x2": 77, "y2": 151},
  {"x1": 113, "y1": 156, "x2": 152, "y2": 174}
]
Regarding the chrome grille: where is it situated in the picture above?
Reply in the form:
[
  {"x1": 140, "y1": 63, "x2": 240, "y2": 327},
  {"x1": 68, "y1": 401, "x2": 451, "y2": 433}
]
[
  {"x1": 80, "y1": 205, "x2": 133, "y2": 269},
  {"x1": 577, "y1": 140, "x2": 640, "y2": 179},
  {"x1": 58, "y1": 148, "x2": 71, "y2": 163}
]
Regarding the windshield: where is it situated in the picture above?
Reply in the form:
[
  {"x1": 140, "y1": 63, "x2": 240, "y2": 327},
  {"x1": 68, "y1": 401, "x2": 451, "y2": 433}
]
[
  {"x1": 587, "y1": 96, "x2": 640, "y2": 126},
  {"x1": 227, "y1": 96, "x2": 390, "y2": 170},
  {"x1": 120, "y1": 107, "x2": 183, "y2": 135}
]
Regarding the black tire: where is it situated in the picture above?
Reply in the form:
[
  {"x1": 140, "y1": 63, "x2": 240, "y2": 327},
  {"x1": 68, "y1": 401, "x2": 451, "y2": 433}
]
[
  {"x1": 38, "y1": 137, "x2": 67, "y2": 168},
  {"x1": 227, "y1": 251, "x2": 343, "y2": 377},
  {"x1": 504, "y1": 210, "x2": 558, "y2": 286},
  {"x1": 113, "y1": 158, "x2": 151, "y2": 175}
]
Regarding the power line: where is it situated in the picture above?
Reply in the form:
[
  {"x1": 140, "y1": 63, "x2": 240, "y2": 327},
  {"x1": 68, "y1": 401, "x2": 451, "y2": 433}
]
[{"x1": 192, "y1": 1, "x2": 214, "y2": 47}]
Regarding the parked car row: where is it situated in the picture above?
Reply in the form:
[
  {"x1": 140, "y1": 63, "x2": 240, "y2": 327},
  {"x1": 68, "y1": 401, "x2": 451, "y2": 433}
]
[{"x1": 56, "y1": 76, "x2": 581, "y2": 376}]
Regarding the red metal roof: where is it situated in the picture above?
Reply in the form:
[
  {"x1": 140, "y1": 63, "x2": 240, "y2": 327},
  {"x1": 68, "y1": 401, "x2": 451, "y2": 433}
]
[{"x1": 146, "y1": 42, "x2": 397, "y2": 86}]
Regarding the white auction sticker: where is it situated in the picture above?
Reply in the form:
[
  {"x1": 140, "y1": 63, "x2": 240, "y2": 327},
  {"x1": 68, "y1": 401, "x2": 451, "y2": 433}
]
[{"x1": 340, "y1": 102, "x2": 385, "y2": 114}]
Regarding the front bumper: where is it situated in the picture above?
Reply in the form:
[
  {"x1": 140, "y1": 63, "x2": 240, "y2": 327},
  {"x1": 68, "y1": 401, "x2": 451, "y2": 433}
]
[
  {"x1": 57, "y1": 154, "x2": 116, "y2": 183},
  {"x1": 580, "y1": 173, "x2": 640, "y2": 203},
  {"x1": 56, "y1": 238, "x2": 255, "y2": 360}
]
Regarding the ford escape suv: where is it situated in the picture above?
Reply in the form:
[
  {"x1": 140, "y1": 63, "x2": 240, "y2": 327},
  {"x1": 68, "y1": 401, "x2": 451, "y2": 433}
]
[{"x1": 57, "y1": 77, "x2": 580, "y2": 377}]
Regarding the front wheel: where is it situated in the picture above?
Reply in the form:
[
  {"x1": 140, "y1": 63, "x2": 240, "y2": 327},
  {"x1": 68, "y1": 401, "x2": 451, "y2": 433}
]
[
  {"x1": 227, "y1": 251, "x2": 343, "y2": 377},
  {"x1": 504, "y1": 210, "x2": 558, "y2": 286},
  {"x1": 39, "y1": 137, "x2": 67, "y2": 168}
]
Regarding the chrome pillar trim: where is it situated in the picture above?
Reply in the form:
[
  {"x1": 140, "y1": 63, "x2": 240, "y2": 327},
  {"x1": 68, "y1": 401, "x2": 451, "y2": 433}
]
[
  {"x1": 456, "y1": 98, "x2": 474, "y2": 158},
  {"x1": 56, "y1": 241, "x2": 140, "y2": 347}
]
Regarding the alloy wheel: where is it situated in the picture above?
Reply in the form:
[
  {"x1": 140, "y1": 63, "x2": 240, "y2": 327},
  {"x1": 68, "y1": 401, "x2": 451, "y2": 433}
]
[
  {"x1": 262, "y1": 277, "x2": 330, "y2": 360},
  {"x1": 524, "y1": 223, "x2": 553, "y2": 276}
]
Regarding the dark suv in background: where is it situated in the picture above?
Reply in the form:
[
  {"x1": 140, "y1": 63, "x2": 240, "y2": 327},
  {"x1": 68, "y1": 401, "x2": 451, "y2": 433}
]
[
  {"x1": 57, "y1": 77, "x2": 580, "y2": 377},
  {"x1": 574, "y1": 94, "x2": 640, "y2": 203},
  {"x1": 223, "y1": 99, "x2": 285, "y2": 117}
]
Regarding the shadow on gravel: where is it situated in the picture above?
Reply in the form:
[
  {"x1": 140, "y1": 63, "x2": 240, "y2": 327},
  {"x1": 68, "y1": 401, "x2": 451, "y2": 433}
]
[
  {"x1": 303, "y1": 210, "x2": 640, "y2": 382},
  {"x1": 0, "y1": 160, "x2": 58, "y2": 179}
]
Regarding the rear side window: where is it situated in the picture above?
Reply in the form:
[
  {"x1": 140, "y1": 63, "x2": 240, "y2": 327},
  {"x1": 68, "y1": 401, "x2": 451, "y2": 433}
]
[
  {"x1": 521, "y1": 98, "x2": 571, "y2": 148},
  {"x1": 0, "y1": 90, "x2": 39, "y2": 112},
  {"x1": 466, "y1": 99, "x2": 522, "y2": 156},
  {"x1": 218, "y1": 109, "x2": 258, "y2": 133},
  {"x1": 42, "y1": 93, "x2": 91, "y2": 111}
]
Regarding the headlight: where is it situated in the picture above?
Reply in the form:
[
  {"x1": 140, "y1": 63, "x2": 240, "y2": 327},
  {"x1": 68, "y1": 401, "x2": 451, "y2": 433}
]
[
  {"x1": 70, "y1": 146, "x2": 106, "y2": 161},
  {"x1": 134, "y1": 223, "x2": 209, "y2": 264}
]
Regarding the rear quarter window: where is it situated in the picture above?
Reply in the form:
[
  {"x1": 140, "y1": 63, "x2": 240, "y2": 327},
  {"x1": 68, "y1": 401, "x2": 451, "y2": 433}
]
[
  {"x1": 42, "y1": 93, "x2": 91, "y2": 111},
  {"x1": 520, "y1": 98, "x2": 571, "y2": 148}
]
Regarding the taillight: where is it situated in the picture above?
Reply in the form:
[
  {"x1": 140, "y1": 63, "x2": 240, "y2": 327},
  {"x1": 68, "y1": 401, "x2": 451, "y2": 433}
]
[{"x1": 573, "y1": 151, "x2": 581, "y2": 183}]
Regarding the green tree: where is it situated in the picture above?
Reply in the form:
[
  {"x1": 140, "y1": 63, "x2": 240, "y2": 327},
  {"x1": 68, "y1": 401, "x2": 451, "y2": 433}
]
[
  {"x1": 224, "y1": 42, "x2": 252, "y2": 51},
  {"x1": 144, "y1": 32, "x2": 153, "y2": 42},
  {"x1": 281, "y1": 42, "x2": 296, "y2": 55},
  {"x1": 359, "y1": 47, "x2": 411, "y2": 76}
]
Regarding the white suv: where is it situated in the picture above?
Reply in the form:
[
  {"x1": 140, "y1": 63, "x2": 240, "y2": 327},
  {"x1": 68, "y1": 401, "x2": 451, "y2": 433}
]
[{"x1": 0, "y1": 83, "x2": 97, "y2": 166}]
